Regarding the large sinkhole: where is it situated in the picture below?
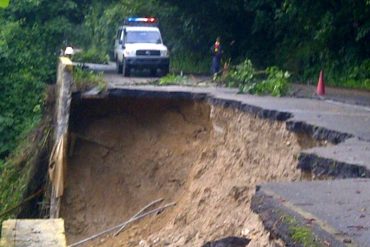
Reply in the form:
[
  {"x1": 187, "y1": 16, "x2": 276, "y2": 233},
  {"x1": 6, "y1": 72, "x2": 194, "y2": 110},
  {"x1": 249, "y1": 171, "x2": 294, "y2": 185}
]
[{"x1": 61, "y1": 96, "x2": 318, "y2": 246}]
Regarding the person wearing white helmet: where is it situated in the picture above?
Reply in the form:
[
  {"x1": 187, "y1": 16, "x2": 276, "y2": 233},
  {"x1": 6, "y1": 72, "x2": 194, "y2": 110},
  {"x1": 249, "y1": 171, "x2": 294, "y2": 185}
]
[{"x1": 64, "y1": 46, "x2": 74, "y2": 58}]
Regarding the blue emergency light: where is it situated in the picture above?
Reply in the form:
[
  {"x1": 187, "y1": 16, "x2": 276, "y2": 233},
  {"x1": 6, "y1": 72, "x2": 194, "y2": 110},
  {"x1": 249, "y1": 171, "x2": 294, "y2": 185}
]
[{"x1": 124, "y1": 17, "x2": 158, "y2": 26}]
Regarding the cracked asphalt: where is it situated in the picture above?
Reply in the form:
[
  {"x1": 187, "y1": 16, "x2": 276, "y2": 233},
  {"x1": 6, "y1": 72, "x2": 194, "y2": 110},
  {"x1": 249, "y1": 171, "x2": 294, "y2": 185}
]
[{"x1": 83, "y1": 62, "x2": 370, "y2": 246}]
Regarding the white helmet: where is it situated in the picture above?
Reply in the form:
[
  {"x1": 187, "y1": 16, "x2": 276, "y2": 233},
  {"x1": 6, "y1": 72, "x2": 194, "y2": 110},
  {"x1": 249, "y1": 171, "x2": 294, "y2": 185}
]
[{"x1": 65, "y1": 47, "x2": 74, "y2": 56}]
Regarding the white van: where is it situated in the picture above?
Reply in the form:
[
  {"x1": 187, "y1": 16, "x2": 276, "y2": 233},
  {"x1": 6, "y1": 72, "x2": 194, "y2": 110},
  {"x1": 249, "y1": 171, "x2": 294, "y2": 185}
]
[{"x1": 114, "y1": 17, "x2": 170, "y2": 77}]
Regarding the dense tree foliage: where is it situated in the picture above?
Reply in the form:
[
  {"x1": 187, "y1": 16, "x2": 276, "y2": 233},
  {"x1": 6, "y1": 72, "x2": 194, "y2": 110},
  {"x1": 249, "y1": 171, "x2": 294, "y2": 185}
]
[
  {"x1": 0, "y1": 0, "x2": 94, "y2": 222},
  {"x1": 165, "y1": 0, "x2": 370, "y2": 84},
  {"x1": 0, "y1": 0, "x2": 91, "y2": 159},
  {"x1": 78, "y1": 0, "x2": 369, "y2": 85}
]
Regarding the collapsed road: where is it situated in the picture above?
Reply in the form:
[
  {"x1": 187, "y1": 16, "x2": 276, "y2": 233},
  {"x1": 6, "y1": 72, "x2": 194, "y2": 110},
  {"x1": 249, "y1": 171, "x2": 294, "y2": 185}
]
[
  {"x1": 2, "y1": 59, "x2": 370, "y2": 247},
  {"x1": 69, "y1": 63, "x2": 370, "y2": 246}
]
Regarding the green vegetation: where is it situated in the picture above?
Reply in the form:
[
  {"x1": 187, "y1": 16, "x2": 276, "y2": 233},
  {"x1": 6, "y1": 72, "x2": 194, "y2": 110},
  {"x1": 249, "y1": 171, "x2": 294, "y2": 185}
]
[
  {"x1": 0, "y1": 0, "x2": 9, "y2": 8},
  {"x1": 73, "y1": 0, "x2": 369, "y2": 90},
  {"x1": 159, "y1": 73, "x2": 186, "y2": 85},
  {"x1": 0, "y1": 117, "x2": 51, "y2": 223},
  {"x1": 0, "y1": 0, "x2": 93, "y2": 222},
  {"x1": 291, "y1": 226, "x2": 319, "y2": 247},
  {"x1": 0, "y1": 158, "x2": 28, "y2": 222},
  {"x1": 170, "y1": 53, "x2": 210, "y2": 74},
  {"x1": 227, "y1": 59, "x2": 290, "y2": 96},
  {"x1": 73, "y1": 67, "x2": 107, "y2": 92},
  {"x1": 251, "y1": 67, "x2": 290, "y2": 97},
  {"x1": 283, "y1": 214, "x2": 321, "y2": 247},
  {"x1": 0, "y1": 20, "x2": 44, "y2": 159},
  {"x1": 73, "y1": 48, "x2": 109, "y2": 64},
  {"x1": 0, "y1": 0, "x2": 89, "y2": 160}
]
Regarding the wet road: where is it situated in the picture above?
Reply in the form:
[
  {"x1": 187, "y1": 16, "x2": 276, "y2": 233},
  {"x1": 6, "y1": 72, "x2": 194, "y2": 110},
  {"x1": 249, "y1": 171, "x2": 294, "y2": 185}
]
[{"x1": 82, "y1": 62, "x2": 370, "y2": 107}]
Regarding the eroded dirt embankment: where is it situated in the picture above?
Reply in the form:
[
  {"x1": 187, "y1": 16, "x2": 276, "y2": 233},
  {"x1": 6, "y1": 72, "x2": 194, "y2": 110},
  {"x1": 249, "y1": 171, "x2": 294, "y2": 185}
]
[{"x1": 61, "y1": 97, "x2": 319, "y2": 247}]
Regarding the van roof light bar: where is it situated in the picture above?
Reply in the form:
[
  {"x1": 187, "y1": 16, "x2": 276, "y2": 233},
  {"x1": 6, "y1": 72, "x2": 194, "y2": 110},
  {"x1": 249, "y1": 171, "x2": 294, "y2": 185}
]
[{"x1": 124, "y1": 17, "x2": 158, "y2": 26}]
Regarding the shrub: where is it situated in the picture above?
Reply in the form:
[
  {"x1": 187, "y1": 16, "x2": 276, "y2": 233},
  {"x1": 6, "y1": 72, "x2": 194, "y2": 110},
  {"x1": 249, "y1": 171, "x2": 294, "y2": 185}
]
[
  {"x1": 227, "y1": 59, "x2": 290, "y2": 96},
  {"x1": 249, "y1": 67, "x2": 290, "y2": 97},
  {"x1": 0, "y1": 114, "x2": 52, "y2": 225},
  {"x1": 227, "y1": 59, "x2": 255, "y2": 88},
  {"x1": 73, "y1": 67, "x2": 107, "y2": 92},
  {"x1": 73, "y1": 48, "x2": 109, "y2": 64},
  {"x1": 170, "y1": 52, "x2": 209, "y2": 74}
]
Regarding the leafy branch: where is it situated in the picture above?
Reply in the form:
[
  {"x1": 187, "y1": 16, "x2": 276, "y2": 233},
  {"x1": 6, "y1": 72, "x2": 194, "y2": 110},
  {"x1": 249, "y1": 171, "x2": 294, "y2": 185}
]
[{"x1": 227, "y1": 59, "x2": 290, "y2": 97}]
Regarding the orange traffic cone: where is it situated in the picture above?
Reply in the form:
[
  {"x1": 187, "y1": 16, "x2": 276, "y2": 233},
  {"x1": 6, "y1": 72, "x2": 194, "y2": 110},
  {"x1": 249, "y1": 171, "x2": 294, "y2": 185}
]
[{"x1": 316, "y1": 70, "x2": 325, "y2": 96}]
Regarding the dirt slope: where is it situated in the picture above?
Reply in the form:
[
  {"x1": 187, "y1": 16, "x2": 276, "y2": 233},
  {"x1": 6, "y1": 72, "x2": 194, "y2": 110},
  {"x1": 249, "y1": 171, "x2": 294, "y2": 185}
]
[{"x1": 61, "y1": 97, "x2": 317, "y2": 246}]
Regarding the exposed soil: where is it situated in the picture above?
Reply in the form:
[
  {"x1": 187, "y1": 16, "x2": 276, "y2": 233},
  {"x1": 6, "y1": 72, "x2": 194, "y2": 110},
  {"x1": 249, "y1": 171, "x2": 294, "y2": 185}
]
[{"x1": 61, "y1": 97, "x2": 319, "y2": 247}]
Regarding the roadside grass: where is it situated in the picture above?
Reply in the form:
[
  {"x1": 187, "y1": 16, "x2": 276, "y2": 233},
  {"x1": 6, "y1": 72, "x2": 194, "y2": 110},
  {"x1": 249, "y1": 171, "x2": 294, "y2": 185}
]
[
  {"x1": 326, "y1": 78, "x2": 370, "y2": 91},
  {"x1": 158, "y1": 73, "x2": 187, "y2": 85},
  {"x1": 296, "y1": 60, "x2": 370, "y2": 91},
  {"x1": 73, "y1": 48, "x2": 109, "y2": 64},
  {"x1": 73, "y1": 66, "x2": 107, "y2": 92},
  {"x1": 292, "y1": 79, "x2": 370, "y2": 92},
  {"x1": 0, "y1": 157, "x2": 29, "y2": 224},
  {"x1": 0, "y1": 115, "x2": 52, "y2": 225},
  {"x1": 290, "y1": 75, "x2": 370, "y2": 92},
  {"x1": 170, "y1": 53, "x2": 209, "y2": 74},
  {"x1": 283, "y1": 215, "x2": 321, "y2": 247}
]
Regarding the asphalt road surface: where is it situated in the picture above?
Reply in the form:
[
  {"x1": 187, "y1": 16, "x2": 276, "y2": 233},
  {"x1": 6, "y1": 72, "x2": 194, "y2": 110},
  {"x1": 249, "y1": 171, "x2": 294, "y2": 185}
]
[{"x1": 82, "y1": 62, "x2": 370, "y2": 107}]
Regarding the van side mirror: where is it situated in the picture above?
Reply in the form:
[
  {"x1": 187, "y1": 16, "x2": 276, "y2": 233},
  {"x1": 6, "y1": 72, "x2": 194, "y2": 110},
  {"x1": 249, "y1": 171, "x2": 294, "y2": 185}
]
[{"x1": 119, "y1": 40, "x2": 122, "y2": 45}]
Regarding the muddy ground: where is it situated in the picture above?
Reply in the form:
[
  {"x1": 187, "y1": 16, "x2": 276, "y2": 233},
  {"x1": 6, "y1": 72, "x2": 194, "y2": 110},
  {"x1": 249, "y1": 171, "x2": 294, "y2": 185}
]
[{"x1": 61, "y1": 97, "x2": 321, "y2": 246}]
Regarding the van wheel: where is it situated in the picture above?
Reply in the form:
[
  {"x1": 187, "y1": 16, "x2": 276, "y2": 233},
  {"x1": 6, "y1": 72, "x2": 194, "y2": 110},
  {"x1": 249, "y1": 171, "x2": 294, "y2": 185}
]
[
  {"x1": 162, "y1": 66, "x2": 169, "y2": 76},
  {"x1": 116, "y1": 60, "x2": 123, "y2": 74},
  {"x1": 123, "y1": 63, "x2": 130, "y2": 77}
]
